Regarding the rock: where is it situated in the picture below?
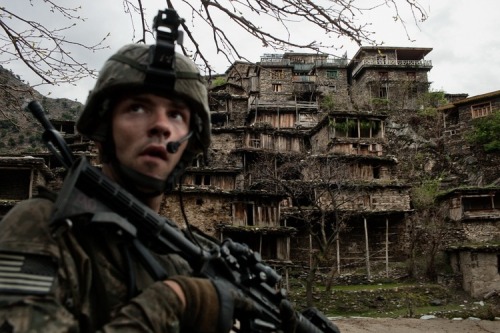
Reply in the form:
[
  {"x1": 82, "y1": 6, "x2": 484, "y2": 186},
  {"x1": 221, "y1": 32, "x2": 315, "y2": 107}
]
[
  {"x1": 451, "y1": 318, "x2": 463, "y2": 321},
  {"x1": 429, "y1": 299, "x2": 443, "y2": 306},
  {"x1": 483, "y1": 290, "x2": 498, "y2": 300},
  {"x1": 467, "y1": 317, "x2": 481, "y2": 321},
  {"x1": 420, "y1": 315, "x2": 437, "y2": 320}
]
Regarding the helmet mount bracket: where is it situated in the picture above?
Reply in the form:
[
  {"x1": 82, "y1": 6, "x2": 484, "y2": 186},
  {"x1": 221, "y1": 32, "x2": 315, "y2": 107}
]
[{"x1": 146, "y1": 9, "x2": 184, "y2": 91}]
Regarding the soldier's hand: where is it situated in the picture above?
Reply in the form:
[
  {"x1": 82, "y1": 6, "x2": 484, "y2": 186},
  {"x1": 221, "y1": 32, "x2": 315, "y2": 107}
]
[{"x1": 166, "y1": 276, "x2": 254, "y2": 333}]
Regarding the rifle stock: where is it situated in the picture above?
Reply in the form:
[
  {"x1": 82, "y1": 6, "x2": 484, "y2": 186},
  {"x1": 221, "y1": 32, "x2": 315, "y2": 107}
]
[{"x1": 27, "y1": 100, "x2": 340, "y2": 333}]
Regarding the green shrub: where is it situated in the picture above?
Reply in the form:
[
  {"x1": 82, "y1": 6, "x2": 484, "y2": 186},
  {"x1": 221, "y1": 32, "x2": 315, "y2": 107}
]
[
  {"x1": 411, "y1": 178, "x2": 441, "y2": 209},
  {"x1": 371, "y1": 98, "x2": 389, "y2": 109},
  {"x1": 417, "y1": 107, "x2": 438, "y2": 117},
  {"x1": 320, "y1": 95, "x2": 336, "y2": 111},
  {"x1": 467, "y1": 111, "x2": 500, "y2": 153},
  {"x1": 211, "y1": 77, "x2": 226, "y2": 87}
]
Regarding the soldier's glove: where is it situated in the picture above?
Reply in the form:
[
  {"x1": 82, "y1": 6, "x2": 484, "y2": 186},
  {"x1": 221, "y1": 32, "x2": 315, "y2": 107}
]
[{"x1": 169, "y1": 276, "x2": 255, "y2": 333}]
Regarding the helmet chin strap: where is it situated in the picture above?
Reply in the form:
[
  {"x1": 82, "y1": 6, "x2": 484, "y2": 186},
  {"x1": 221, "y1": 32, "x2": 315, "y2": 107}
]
[
  {"x1": 101, "y1": 139, "x2": 175, "y2": 198},
  {"x1": 110, "y1": 156, "x2": 185, "y2": 198},
  {"x1": 116, "y1": 163, "x2": 166, "y2": 197}
]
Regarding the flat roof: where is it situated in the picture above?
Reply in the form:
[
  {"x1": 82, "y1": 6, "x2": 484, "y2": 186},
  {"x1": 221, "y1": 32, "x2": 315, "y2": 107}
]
[
  {"x1": 350, "y1": 46, "x2": 433, "y2": 61},
  {"x1": 438, "y1": 89, "x2": 500, "y2": 110}
]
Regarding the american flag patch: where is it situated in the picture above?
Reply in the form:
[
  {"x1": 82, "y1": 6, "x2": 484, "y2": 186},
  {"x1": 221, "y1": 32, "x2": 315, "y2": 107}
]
[{"x1": 0, "y1": 252, "x2": 56, "y2": 295}]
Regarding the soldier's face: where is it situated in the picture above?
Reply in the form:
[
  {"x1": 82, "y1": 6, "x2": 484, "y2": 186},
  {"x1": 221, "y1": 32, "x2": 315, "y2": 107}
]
[{"x1": 110, "y1": 93, "x2": 191, "y2": 181}]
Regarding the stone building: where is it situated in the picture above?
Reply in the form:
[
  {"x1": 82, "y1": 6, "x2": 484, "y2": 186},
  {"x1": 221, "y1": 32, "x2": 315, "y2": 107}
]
[
  {"x1": 0, "y1": 157, "x2": 53, "y2": 217},
  {"x1": 447, "y1": 244, "x2": 500, "y2": 298},
  {"x1": 0, "y1": 119, "x2": 97, "y2": 218},
  {"x1": 6, "y1": 43, "x2": 500, "y2": 301},
  {"x1": 163, "y1": 80, "x2": 296, "y2": 277},
  {"x1": 349, "y1": 46, "x2": 433, "y2": 110},
  {"x1": 437, "y1": 91, "x2": 500, "y2": 297},
  {"x1": 1, "y1": 45, "x2": 436, "y2": 279},
  {"x1": 440, "y1": 187, "x2": 500, "y2": 243},
  {"x1": 438, "y1": 181, "x2": 500, "y2": 297},
  {"x1": 440, "y1": 90, "x2": 500, "y2": 186},
  {"x1": 255, "y1": 52, "x2": 349, "y2": 108},
  {"x1": 162, "y1": 47, "x2": 430, "y2": 277},
  {"x1": 294, "y1": 110, "x2": 411, "y2": 273}
]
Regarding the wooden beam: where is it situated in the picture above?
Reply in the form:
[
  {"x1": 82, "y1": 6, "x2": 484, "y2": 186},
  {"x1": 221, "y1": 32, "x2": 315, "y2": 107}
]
[
  {"x1": 336, "y1": 235, "x2": 341, "y2": 275},
  {"x1": 364, "y1": 217, "x2": 371, "y2": 279},
  {"x1": 386, "y1": 217, "x2": 389, "y2": 278}
]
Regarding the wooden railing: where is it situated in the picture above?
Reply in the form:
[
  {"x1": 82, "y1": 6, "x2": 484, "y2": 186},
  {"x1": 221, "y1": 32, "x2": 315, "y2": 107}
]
[
  {"x1": 249, "y1": 99, "x2": 318, "y2": 110},
  {"x1": 353, "y1": 58, "x2": 433, "y2": 76}
]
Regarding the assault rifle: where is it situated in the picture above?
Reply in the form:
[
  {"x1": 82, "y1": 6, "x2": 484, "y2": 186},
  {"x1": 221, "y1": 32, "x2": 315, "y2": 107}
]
[{"x1": 27, "y1": 100, "x2": 340, "y2": 333}]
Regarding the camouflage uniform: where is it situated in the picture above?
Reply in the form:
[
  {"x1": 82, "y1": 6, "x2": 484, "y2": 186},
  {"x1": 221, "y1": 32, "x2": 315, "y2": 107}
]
[
  {"x1": 0, "y1": 196, "x2": 192, "y2": 332},
  {"x1": 0, "y1": 24, "x2": 213, "y2": 332}
]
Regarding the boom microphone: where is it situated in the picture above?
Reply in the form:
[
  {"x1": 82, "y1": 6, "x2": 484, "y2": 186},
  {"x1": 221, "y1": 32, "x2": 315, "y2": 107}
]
[{"x1": 166, "y1": 131, "x2": 193, "y2": 153}]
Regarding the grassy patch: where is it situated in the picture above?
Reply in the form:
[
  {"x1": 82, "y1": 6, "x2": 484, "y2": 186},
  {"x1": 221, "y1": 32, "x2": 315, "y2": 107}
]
[
  {"x1": 327, "y1": 283, "x2": 415, "y2": 291},
  {"x1": 287, "y1": 278, "x2": 498, "y2": 319}
]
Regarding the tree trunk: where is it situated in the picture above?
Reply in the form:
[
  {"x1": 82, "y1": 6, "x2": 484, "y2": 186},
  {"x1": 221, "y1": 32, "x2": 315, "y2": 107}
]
[
  {"x1": 305, "y1": 256, "x2": 319, "y2": 307},
  {"x1": 325, "y1": 264, "x2": 337, "y2": 292}
]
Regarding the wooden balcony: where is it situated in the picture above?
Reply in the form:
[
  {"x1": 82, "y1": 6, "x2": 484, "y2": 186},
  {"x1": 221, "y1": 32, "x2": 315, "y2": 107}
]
[{"x1": 353, "y1": 58, "x2": 433, "y2": 77}]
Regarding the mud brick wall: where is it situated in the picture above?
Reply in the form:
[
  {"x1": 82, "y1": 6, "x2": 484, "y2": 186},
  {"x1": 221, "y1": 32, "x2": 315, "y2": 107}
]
[
  {"x1": 162, "y1": 192, "x2": 232, "y2": 237},
  {"x1": 461, "y1": 221, "x2": 500, "y2": 242},
  {"x1": 449, "y1": 251, "x2": 500, "y2": 298}
]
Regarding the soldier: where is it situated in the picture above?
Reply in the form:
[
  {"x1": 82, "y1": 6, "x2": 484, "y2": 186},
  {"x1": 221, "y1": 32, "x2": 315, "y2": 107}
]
[{"x1": 0, "y1": 27, "x2": 279, "y2": 333}]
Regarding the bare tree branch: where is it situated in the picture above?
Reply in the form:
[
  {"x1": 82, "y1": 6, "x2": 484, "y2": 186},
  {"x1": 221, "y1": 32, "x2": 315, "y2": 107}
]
[
  {"x1": 150, "y1": 0, "x2": 428, "y2": 73},
  {"x1": 0, "y1": 3, "x2": 109, "y2": 87},
  {"x1": 0, "y1": 0, "x2": 428, "y2": 87}
]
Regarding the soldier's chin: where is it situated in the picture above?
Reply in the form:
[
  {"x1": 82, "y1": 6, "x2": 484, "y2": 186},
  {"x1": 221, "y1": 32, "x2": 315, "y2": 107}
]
[{"x1": 118, "y1": 164, "x2": 167, "y2": 195}]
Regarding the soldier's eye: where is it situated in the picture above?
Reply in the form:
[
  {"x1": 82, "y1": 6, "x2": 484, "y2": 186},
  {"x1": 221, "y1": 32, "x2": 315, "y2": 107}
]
[{"x1": 129, "y1": 103, "x2": 145, "y2": 113}]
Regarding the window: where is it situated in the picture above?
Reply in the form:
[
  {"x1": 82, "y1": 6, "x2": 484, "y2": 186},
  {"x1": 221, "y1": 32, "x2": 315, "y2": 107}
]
[
  {"x1": 246, "y1": 204, "x2": 254, "y2": 226},
  {"x1": 0, "y1": 168, "x2": 32, "y2": 200},
  {"x1": 272, "y1": 84, "x2": 282, "y2": 92},
  {"x1": 289, "y1": 57, "x2": 304, "y2": 64},
  {"x1": 369, "y1": 144, "x2": 379, "y2": 152},
  {"x1": 359, "y1": 144, "x2": 369, "y2": 153},
  {"x1": 194, "y1": 175, "x2": 210, "y2": 186},
  {"x1": 326, "y1": 70, "x2": 338, "y2": 79},
  {"x1": 379, "y1": 86, "x2": 388, "y2": 98},
  {"x1": 250, "y1": 138, "x2": 260, "y2": 148},
  {"x1": 271, "y1": 69, "x2": 284, "y2": 80},
  {"x1": 373, "y1": 165, "x2": 381, "y2": 179},
  {"x1": 462, "y1": 196, "x2": 493, "y2": 211},
  {"x1": 191, "y1": 155, "x2": 203, "y2": 167},
  {"x1": 471, "y1": 102, "x2": 492, "y2": 119},
  {"x1": 406, "y1": 72, "x2": 416, "y2": 80}
]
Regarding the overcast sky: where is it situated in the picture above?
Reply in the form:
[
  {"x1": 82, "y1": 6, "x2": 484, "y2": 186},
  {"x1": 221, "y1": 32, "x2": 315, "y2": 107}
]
[{"x1": 3, "y1": 0, "x2": 500, "y2": 102}]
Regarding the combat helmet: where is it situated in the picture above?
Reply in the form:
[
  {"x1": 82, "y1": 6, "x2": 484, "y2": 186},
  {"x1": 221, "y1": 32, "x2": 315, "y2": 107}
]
[{"x1": 76, "y1": 9, "x2": 210, "y2": 193}]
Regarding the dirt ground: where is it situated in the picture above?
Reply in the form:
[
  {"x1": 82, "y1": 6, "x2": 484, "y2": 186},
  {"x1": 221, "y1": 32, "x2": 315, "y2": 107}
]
[{"x1": 332, "y1": 317, "x2": 500, "y2": 333}]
